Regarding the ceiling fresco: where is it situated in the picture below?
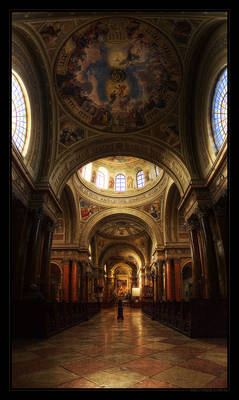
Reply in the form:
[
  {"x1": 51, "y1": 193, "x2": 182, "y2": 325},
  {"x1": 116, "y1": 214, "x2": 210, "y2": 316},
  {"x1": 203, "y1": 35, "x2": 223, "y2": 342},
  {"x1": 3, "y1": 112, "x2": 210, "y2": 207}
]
[{"x1": 54, "y1": 17, "x2": 182, "y2": 133}]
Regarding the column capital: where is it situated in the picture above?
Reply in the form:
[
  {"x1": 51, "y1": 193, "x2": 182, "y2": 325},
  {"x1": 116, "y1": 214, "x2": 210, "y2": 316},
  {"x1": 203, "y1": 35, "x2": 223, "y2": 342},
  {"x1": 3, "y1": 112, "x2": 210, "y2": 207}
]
[{"x1": 184, "y1": 217, "x2": 200, "y2": 232}]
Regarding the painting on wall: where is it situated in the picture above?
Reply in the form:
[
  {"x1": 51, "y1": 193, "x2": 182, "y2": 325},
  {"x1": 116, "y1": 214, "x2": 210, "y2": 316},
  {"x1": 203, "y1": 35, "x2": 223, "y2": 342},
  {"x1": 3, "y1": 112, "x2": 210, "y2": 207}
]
[
  {"x1": 142, "y1": 199, "x2": 161, "y2": 219},
  {"x1": 60, "y1": 125, "x2": 85, "y2": 146},
  {"x1": 80, "y1": 199, "x2": 103, "y2": 220},
  {"x1": 54, "y1": 17, "x2": 182, "y2": 133},
  {"x1": 117, "y1": 280, "x2": 128, "y2": 297}
]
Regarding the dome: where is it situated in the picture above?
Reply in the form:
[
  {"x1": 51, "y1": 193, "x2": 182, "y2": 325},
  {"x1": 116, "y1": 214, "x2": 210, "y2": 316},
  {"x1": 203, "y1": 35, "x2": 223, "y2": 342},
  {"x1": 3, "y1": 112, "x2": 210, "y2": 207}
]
[
  {"x1": 54, "y1": 16, "x2": 182, "y2": 134},
  {"x1": 75, "y1": 156, "x2": 165, "y2": 205}
]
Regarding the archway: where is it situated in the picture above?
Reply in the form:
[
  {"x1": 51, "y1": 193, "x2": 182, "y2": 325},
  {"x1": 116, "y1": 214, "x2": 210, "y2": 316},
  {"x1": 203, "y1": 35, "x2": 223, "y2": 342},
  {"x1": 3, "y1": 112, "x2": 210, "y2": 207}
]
[{"x1": 49, "y1": 137, "x2": 191, "y2": 200}]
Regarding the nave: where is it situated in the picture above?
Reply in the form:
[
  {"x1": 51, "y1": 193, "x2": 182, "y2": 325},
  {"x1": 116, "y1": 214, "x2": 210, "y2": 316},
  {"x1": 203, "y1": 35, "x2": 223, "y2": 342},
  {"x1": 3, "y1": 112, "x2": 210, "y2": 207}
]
[{"x1": 12, "y1": 307, "x2": 227, "y2": 390}]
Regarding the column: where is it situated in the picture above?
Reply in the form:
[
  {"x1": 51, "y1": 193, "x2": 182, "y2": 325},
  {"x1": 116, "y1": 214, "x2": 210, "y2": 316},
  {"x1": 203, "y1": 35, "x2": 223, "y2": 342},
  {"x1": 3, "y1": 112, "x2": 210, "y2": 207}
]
[
  {"x1": 63, "y1": 261, "x2": 70, "y2": 302},
  {"x1": 185, "y1": 218, "x2": 202, "y2": 299},
  {"x1": 40, "y1": 219, "x2": 55, "y2": 301},
  {"x1": 157, "y1": 260, "x2": 163, "y2": 301},
  {"x1": 213, "y1": 199, "x2": 228, "y2": 298},
  {"x1": 197, "y1": 208, "x2": 220, "y2": 299},
  {"x1": 166, "y1": 258, "x2": 175, "y2": 301},
  {"x1": 71, "y1": 262, "x2": 78, "y2": 302},
  {"x1": 23, "y1": 208, "x2": 43, "y2": 296},
  {"x1": 174, "y1": 258, "x2": 182, "y2": 301}
]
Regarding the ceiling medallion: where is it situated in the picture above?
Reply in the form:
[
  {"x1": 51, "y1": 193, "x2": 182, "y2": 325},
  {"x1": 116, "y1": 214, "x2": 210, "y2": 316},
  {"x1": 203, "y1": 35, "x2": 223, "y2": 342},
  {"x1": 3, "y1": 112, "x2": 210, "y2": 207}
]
[{"x1": 54, "y1": 17, "x2": 182, "y2": 133}]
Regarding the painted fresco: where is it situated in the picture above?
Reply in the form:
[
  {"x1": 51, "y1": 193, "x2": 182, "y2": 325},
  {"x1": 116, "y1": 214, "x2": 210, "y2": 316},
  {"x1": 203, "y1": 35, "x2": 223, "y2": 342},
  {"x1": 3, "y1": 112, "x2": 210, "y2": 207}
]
[
  {"x1": 142, "y1": 199, "x2": 161, "y2": 220},
  {"x1": 54, "y1": 17, "x2": 182, "y2": 133},
  {"x1": 80, "y1": 199, "x2": 103, "y2": 220}
]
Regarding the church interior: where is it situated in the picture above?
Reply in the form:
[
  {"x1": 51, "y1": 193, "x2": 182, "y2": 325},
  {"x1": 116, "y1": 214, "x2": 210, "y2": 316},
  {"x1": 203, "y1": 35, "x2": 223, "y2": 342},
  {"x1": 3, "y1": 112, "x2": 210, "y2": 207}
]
[{"x1": 11, "y1": 10, "x2": 228, "y2": 390}]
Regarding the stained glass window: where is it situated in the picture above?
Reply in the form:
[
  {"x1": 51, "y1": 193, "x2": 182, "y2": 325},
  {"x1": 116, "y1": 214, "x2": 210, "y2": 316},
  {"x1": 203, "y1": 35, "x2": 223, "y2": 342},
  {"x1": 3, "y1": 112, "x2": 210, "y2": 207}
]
[
  {"x1": 137, "y1": 170, "x2": 145, "y2": 188},
  {"x1": 115, "y1": 174, "x2": 126, "y2": 192},
  {"x1": 12, "y1": 71, "x2": 30, "y2": 154},
  {"x1": 211, "y1": 68, "x2": 227, "y2": 151}
]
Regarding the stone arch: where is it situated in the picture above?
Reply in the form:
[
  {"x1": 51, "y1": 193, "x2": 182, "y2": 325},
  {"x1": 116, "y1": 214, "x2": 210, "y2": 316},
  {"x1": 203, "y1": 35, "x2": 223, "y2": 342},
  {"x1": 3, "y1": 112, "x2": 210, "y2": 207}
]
[
  {"x1": 12, "y1": 24, "x2": 57, "y2": 182},
  {"x1": 49, "y1": 136, "x2": 191, "y2": 199},
  {"x1": 180, "y1": 19, "x2": 227, "y2": 180},
  {"x1": 79, "y1": 208, "x2": 163, "y2": 251},
  {"x1": 163, "y1": 181, "x2": 181, "y2": 243},
  {"x1": 60, "y1": 184, "x2": 79, "y2": 244},
  {"x1": 98, "y1": 242, "x2": 145, "y2": 271}
]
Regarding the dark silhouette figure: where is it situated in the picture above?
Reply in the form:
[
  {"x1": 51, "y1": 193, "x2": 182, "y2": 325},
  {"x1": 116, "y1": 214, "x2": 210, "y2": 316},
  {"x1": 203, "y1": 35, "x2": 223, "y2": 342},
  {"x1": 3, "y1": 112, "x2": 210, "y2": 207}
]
[{"x1": 117, "y1": 299, "x2": 124, "y2": 320}]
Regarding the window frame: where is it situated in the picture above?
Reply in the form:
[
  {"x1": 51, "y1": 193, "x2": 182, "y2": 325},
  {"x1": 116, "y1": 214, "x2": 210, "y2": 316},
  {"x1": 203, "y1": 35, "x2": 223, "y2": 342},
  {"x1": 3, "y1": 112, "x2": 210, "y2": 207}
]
[
  {"x1": 115, "y1": 174, "x2": 126, "y2": 192},
  {"x1": 12, "y1": 70, "x2": 31, "y2": 156},
  {"x1": 211, "y1": 67, "x2": 227, "y2": 152},
  {"x1": 136, "y1": 170, "x2": 145, "y2": 188}
]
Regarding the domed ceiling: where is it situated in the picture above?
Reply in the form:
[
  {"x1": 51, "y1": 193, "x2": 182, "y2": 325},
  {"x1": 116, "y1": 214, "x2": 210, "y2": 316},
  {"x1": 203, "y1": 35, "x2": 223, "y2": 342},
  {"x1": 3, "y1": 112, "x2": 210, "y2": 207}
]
[
  {"x1": 75, "y1": 156, "x2": 165, "y2": 205},
  {"x1": 54, "y1": 16, "x2": 182, "y2": 133}
]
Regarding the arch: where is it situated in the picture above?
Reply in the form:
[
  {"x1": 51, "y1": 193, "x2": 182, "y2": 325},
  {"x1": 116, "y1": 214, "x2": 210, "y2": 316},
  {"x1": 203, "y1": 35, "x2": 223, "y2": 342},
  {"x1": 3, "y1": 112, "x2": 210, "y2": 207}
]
[
  {"x1": 115, "y1": 174, "x2": 126, "y2": 191},
  {"x1": 79, "y1": 207, "x2": 163, "y2": 251},
  {"x1": 211, "y1": 67, "x2": 227, "y2": 152},
  {"x1": 60, "y1": 183, "x2": 79, "y2": 244},
  {"x1": 12, "y1": 24, "x2": 57, "y2": 182},
  {"x1": 98, "y1": 242, "x2": 145, "y2": 272},
  {"x1": 180, "y1": 20, "x2": 227, "y2": 179},
  {"x1": 96, "y1": 166, "x2": 108, "y2": 189},
  {"x1": 49, "y1": 136, "x2": 191, "y2": 199},
  {"x1": 163, "y1": 181, "x2": 181, "y2": 243},
  {"x1": 136, "y1": 170, "x2": 145, "y2": 188},
  {"x1": 12, "y1": 70, "x2": 31, "y2": 156}
]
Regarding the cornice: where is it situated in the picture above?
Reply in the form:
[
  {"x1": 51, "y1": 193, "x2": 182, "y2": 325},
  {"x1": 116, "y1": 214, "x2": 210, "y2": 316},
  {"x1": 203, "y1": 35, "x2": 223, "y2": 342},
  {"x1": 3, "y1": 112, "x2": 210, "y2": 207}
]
[{"x1": 73, "y1": 170, "x2": 168, "y2": 208}]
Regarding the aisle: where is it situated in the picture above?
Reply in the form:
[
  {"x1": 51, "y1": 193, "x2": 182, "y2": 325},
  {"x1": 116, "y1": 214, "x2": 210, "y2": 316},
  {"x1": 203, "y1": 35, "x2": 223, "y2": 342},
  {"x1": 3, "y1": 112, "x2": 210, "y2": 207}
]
[{"x1": 11, "y1": 307, "x2": 227, "y2": 389}]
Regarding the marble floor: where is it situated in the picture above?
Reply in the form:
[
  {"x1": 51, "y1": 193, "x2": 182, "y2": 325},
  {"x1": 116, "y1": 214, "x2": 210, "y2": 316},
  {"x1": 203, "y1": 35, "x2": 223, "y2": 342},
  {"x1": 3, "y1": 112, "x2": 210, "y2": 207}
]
[{"x1": 11, "y1": 307, "x2": 228, "y2": 390}]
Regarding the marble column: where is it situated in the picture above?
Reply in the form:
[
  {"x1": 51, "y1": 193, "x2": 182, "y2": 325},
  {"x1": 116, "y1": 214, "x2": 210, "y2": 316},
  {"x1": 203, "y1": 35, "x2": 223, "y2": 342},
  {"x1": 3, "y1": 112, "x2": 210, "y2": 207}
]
[
  {"x1": 174, "y1": 258, "x2": 181, "y2": 301},
  {"x1": 40, "y1": 219, "x2": 55, "y2": 301},
  {"x1": 197, "y1": 208, "x2": 220, "y2": 299},
  {"x1": 63, "y1": 261, "x2": 70, "y2": 302},
  {"x1": 23, "y1": 208, "x2": 44, "y2": 296},
  {"x1": 213, "y1": 200, "x2": 228, "y2": 298},
  {"x1": 166, "y1": 258, "x2": 175, "y2": 301},
  {"x1": 157, "y1": 260, "x2": 163, "y2": 301},
  {"x1": 185, "y1": 218, "x2": 203, "y2": 299}
]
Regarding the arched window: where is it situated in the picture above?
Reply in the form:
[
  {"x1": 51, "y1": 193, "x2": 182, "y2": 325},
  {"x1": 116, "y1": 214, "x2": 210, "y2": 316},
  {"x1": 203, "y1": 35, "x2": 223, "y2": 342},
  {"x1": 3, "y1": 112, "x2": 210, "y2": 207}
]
[
  {"x1": 155, "y1": 165, "x2": 160, "y2": 177},
  {"x1": 81, "y1": 163, "x2": 92, "y2": 182},
  {"x1": 136, "y1": 170, "x2": 145, "y2": 188},
  {"x1": 12, "y1": 70, "x2": 31, "y2": 156},
  {"x1": 96, "y1": 166, "x2": 108, "y2": 189},
  {"x1": 96, "y1": 170, "x2": 105, "y2": 189},
  {"x1": 115, "y1": 174, "x2": 126, "y2": 191},
  {"x1": 211, "y1": 67, "x2": 228, "y2": 151}
]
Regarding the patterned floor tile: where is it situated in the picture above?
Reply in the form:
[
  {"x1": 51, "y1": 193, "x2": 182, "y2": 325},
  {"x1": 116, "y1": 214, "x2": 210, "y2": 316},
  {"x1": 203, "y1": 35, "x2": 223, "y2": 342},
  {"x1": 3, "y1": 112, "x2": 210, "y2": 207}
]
[
  {"x1": 153, "y1": 366, "x2": 216, "y2": 388},
  {"x1": 12, "y1": 366, "x2": 79, "y2": 389},
  {"x1": 197, "y1": 352, "x2": 227, "y2": 367},
  {"x1": 11, "y1": 308, "x2": 228, "y2": 390},
  {"x1": 61, "y1": 358, "x2": 115, "y2": 376},
  {"x1": 178, "y1": 357, "x2": 227, "y2": 376},
  {"x1": 130, "y1": 377, "x2": 180, "y2": 388},
  {"x1": 84, "y1": 369, "x2": 147, "y2": 388},
  {"x1": 120, "y1": 357, "x2": 172, "y2": 376}
]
